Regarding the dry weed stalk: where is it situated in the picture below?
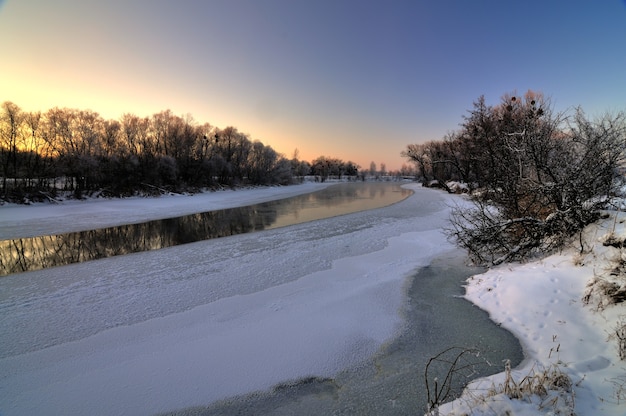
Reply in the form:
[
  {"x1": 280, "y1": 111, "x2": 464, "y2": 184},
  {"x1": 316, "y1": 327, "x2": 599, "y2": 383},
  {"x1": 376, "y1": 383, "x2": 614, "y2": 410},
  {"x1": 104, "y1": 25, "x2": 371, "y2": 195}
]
[
  {"x1": 606, "y1": 375, "x2": 626, "y2": 405},
  {"x1": 424, "y1": 347, "x2": 485, "y2": 414},
  {"x1": 612, "y1": 316, "x2": 626, "y2": 360}
]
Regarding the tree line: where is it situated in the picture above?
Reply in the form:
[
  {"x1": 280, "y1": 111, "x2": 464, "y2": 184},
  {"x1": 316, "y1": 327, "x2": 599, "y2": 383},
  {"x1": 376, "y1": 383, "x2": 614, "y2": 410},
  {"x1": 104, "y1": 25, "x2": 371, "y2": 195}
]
[
  {"x1": 403, "y1": 90, "x2": 626, "y2": 265},
  {"x1": 0, "y1": 101, "x2": 404, "y2": 202}
]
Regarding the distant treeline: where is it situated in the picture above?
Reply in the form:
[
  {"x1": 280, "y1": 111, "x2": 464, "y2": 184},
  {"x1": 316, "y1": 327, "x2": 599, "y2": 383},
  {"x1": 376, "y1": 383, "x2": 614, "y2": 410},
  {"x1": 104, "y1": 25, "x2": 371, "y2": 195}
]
[{"x1": 0, "y1": 102, "x2": 413, "y2": 202}]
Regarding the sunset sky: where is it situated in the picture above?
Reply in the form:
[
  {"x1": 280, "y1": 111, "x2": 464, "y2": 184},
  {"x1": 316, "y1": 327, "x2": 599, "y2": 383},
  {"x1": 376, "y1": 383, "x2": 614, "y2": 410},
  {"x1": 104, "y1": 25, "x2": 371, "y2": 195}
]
[{"x1": 1, "y1": 0, "x2": 625, "y2": 170}]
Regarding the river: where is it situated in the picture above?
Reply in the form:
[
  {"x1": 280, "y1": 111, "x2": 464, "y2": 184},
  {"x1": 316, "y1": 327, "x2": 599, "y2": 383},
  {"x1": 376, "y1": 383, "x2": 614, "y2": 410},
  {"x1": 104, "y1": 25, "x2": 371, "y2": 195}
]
[
  {"x1": 0, "y1": 182, "x2": 522, "y2": 415},
  {"x1": 0, "y1": 182, "x2": 411, "y2": 275}
]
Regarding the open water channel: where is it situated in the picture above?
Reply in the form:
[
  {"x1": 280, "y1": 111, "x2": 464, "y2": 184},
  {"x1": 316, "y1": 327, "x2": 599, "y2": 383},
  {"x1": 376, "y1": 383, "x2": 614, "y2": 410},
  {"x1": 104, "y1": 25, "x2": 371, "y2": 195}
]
[{"x1": 1, "y1": 182, "x2": 411, "y2": 275}]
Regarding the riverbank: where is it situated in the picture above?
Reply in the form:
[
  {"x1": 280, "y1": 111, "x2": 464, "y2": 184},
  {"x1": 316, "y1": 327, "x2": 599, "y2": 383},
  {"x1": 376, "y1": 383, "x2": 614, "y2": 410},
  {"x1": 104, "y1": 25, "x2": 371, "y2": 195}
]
[
  {"x1": 0, "y1": 182, "x2": 334, "y2": 240},
  {"x1": 437, "y1": 208, "x2": 626, "y2": 415}
]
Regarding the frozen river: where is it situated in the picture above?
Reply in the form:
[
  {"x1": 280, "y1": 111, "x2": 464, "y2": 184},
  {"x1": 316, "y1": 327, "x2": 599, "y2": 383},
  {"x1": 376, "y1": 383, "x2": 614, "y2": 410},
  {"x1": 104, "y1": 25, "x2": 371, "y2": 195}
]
[
  {"x1": 0, "y1": 182, "x2": 522, "y2": 415},
  {"x1": 0, "y1": 182, "x2": 411, "y2": 275}
]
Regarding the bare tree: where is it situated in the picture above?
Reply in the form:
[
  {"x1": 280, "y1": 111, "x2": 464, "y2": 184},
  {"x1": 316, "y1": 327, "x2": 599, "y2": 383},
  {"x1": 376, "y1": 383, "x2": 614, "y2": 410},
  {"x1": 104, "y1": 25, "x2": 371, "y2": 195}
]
[
  {"x1": 369, "y1": 160, "x2": 377, "y2": 177},
  {"x1": 247, "y1": 141, "x2": 277, "y2": 184},
  {"x1": 402, "y1": 143, "x2": 432, "y2": 182},
  {"x1": 403, "y1": 140, "x2": 457, "y2": 189},
  {"x1": 1, "y1": 100, "x2": 370, "y2": 200},
  {"x1": 21, "y1": 111, "x2": 47, "y2": 189},
  {"x1": 0, "y1": 102, "x2": 24, "y2": 196},
  {"x1": 446, "y1": 93, "x2": 625, "y2": 265}
]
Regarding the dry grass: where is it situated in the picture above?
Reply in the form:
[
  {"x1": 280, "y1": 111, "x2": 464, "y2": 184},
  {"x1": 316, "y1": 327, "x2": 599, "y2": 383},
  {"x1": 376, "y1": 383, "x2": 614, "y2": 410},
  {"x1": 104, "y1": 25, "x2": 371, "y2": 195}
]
[
  {"x1": 606, "y1": 375, "x2": 626, "y2": 405},
  {"x1": 457, "y1": 361, "x2": 577, "y2": 416},
  {"x1": 582, "y1": 230, "x2": 626, "y2": 358},
  {"x1": 497, "y1": 361, "x2": 572, "y2": 403},
  {"x1": 425, "y1": 355, "x2": 576, "y2": 415},
  {"x1": 582, "y1": 277, "x2": 626, "y2": 310}
]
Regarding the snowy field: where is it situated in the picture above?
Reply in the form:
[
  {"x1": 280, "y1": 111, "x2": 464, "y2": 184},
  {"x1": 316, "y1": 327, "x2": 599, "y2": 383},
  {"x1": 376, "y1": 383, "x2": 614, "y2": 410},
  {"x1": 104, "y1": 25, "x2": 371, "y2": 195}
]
[{"x1": 1, "y1": 182, "x2": 624, "y2": 416}]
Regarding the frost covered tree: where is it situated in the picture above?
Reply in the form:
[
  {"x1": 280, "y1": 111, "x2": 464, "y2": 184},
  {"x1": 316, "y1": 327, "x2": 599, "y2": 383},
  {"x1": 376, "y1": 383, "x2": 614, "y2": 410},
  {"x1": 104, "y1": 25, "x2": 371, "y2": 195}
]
[
  {"x1": 369, "y1": 161, "x2": 377, "y2": 177},
  {"x1": 0, "y1": 101, "x2": 24, "y2": 196},
  {"x1": 380, "y1": 163, "x2": 386, "y2": 176},
  {"x1": 405, "y1": 91, "x2": 626, "y2": 265},
  {"x1": 454, "y1": 94, "x2": 625, "y2": 264}
]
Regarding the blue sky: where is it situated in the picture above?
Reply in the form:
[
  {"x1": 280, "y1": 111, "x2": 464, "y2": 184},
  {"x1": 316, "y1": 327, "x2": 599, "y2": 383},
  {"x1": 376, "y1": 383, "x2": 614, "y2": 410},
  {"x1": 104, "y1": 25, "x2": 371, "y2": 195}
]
[{"x1": 1, "y1": 0, "x2": 625, "y2": 170}]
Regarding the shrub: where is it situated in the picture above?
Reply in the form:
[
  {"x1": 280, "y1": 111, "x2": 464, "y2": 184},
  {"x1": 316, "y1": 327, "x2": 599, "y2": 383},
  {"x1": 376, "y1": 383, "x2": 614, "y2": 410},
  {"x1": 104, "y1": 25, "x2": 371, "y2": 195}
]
[{"x1": 440, "y1": 93, "x2": 625, "y2": 265}]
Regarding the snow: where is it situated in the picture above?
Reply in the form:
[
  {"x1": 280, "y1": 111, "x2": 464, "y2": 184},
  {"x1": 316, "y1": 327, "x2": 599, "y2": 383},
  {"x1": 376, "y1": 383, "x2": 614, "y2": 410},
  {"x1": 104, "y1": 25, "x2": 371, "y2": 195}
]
[
  {"x1": 436, "y1": 211, "x2": 626, "y2": 415},
  {"x1": 0, "y1": 183, "x2": 334, "y2": 239},
  {"x1": 1, "y1": 183, "x2": 624, "y2": 416},
  {"x1": 0, "y1": 182, "x2": 456, "y2": 415}
]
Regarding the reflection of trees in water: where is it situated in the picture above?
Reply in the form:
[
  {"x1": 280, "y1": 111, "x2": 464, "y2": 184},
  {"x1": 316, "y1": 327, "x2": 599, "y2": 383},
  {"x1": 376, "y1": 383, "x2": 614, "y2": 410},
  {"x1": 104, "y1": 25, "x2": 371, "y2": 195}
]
[
  {"x1": 0, "y1": 205, "x2": 278, "y2": 276},
  {"x1": 0, "y1": 183, "x2": 411, "y2": 276}
]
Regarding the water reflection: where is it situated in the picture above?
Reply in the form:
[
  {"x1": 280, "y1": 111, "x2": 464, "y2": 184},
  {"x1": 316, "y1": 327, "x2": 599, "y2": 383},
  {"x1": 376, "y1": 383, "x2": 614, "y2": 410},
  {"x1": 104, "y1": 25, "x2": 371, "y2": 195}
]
[{"x1": 0, "y1": 182, "x2": 412, "y2": 276}]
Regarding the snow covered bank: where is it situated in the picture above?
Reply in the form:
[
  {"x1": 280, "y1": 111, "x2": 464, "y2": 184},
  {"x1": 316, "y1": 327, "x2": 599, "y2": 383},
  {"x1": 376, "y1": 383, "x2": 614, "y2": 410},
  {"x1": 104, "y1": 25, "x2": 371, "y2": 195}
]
[
  {"x1": 0, "y1": 182, "x2": 332, "y2": 239},
  {"x1": 0, "y1": 183, "x2": 459, "y2": 415},
  {"x1": 436, "y1": 211, "x2": 626, "y2": 415}
]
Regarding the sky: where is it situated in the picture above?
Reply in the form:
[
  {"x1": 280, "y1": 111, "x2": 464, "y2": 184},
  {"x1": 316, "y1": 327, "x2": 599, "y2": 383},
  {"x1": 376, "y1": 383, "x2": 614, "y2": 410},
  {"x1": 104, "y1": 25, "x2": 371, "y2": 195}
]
[{"x1": 1, "y1": 0, "x2": 625, "y2": 171}]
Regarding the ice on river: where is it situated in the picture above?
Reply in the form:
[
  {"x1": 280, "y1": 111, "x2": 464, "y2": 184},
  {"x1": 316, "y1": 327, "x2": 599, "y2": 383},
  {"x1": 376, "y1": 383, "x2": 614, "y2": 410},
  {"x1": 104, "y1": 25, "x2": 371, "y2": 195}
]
[{"x1": 0, "y1": 183, "x2": 458, "y2": 416}]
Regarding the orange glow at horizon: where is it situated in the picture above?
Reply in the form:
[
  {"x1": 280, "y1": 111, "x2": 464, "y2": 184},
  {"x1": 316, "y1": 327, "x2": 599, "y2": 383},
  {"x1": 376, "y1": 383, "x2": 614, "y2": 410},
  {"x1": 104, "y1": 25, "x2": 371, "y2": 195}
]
[
  {"x1": 3, "y1": 68, "x2": 402, "y2": 170},
  {"x1": 3, "y1": 0, "x2": 626, "y2": 174}
]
